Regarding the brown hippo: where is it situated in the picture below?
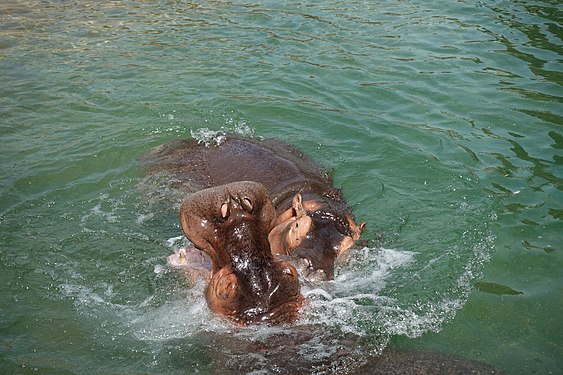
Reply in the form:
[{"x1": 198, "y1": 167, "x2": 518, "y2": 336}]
[
  {"x1": 178, "y1": 180, "x2": 304, "y2": 325},
  {"x1": 145, "y1": 135, "x2": 366, "y2": 280}
]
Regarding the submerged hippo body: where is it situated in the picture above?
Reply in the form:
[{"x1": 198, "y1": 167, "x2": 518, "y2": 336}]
[
  {"x1": 146, "y1": 135, "x2": 365, "y2": 279},
  {"x1": 179, "y1": 181, "x2": 304, "y2": 325}
]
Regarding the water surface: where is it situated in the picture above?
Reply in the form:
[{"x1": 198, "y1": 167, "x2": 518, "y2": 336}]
[{"x1": 1, "y1": 1, "x2": 561, "y2": 374}]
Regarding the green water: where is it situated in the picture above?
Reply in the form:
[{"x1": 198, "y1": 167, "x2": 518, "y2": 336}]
[{"x1": 1, "y1": 0, "x2": 561, "y2": 374}]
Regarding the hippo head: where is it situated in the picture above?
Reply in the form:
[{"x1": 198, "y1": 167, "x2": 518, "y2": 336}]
[
  {"x1": 269, "y1": 193, "x2": 366, "y2": 280},
  {"x1": 180, "y1": 181, "x2": 304, "y2": 325}
]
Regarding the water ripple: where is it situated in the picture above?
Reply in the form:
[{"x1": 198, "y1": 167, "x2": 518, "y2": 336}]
[{"x1": 1, "y1": 0, "x2": 561, "y2": 373}]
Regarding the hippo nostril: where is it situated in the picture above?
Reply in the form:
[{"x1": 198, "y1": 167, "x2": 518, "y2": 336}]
[{"x1": 241, "y1": 197, "x2": 253, "y2": 212}]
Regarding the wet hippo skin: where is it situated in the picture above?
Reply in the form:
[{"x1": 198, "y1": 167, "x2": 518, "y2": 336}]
[
  {"x1": 178, "y1": 181, "x2": 304, "y2": 325},
  {"x1": 145, "y1": 135, "x2": 366, "y2": 280}
]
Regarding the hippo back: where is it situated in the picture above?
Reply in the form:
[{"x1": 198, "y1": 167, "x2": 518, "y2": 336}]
[{"x1": 142, "y1": 135, "x2": 339, "y2": 208}]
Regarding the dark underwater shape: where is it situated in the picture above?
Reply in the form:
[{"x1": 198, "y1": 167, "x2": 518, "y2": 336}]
[
  {"x1": 474, "y1": 281, "x2": 523, "y2": 296},
  {"x1": 194, "y1": 329, "x2": 505, "y2": 374}
]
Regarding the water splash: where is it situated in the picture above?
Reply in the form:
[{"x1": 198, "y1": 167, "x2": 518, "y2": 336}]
[
  {"x1": 190, "y1": 120, "x2": 254, "y2": 147},
  {"x1": 51, "y1": 193, "x2": 495, "y2": 374},
  {"x1": 190, "y1": 127, "x2": 228, "y2": 146}
]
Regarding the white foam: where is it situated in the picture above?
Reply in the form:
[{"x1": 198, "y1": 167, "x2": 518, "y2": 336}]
[
  {"x1": 135, "y1": 212, "x2": 154, "y2": 225},
  {"x1": 190, "y1": 122, "x2": 254, "y2": 147},
  {"x1": 130, "y1": 295, "x2": 215, "y2": 341},
  {"x1": 81, "y1": 201, "x2": 118, "y2": 224},
  {"x1": 333, "y1": 247, "x2": 415, "y2": 295},
  {"x1": 295, "y1": 241, "x2": 493, "y2": 343},
  {"x1": 294, "y1": 247, "x2": 414, "y2": 338},
  {"x1": 164, "y1": 235, "x2": 185, "y2": 248},
  {"x1": 190, "y1": 128, "x2": 227, "y2": 146},
  {"x1": 59, "y1": 283, "x2": 109, "y2": 306}
]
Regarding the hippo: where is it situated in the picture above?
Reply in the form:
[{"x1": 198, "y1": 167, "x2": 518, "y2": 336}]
[
  {"x1": 145, "y1": 136, "x2": 504, "y2": 371},
  {"x1": 177, "y1": 180, "x2": 304, "y2": 325},
  {"x1": 144, "y1": 134, "x2": 366, "y2": 280}
]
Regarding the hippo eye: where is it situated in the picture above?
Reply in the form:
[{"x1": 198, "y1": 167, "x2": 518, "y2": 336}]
[
  {"x1": 220, "y1": 202, "x2": 230, "y2": 218},
  {"x1": 241, "y1": 197, "x2": 253, "y2": 212}
]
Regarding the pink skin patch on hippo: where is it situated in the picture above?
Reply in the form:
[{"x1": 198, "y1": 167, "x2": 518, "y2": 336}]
[{"x1": 269, "y1": 215, "x2": 312, "y2": 257}]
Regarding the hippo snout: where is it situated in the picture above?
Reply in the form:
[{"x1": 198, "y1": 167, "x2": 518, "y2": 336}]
[{"x1": 180, "y1": 181, "x2": 304, "y2": 325}]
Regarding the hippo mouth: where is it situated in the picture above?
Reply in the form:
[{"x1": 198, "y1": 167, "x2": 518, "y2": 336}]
[
  {"x1": 289, "y1": 231, "x2": 340, "y2": 280},
  {"x1": 206, "y1": 262, "x2": 305, "y2": 326},
  {"x1": 167, "y1": 246, "x2": 212, "y2": 271},
  {"x1": 235, "y1": 296, "x2": 305, "y2": 326}
]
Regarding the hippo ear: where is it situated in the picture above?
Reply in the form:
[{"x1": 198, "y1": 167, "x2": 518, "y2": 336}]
[
  {"x1": 220, "y1": 201, "x2": 230, "y2": 218},
  {"x1": 338, "y1": 217, "x2": 365, "y2": 256},
  {"x1": 346, "y1": 215, "x2": 366, "y2": 241},
  {"x1": 292, "y1": 193, "x2": 305, "y2": 215},
  {"x1": 269, "y1": 214, "x2": 313, "y2": 257},
  {"x1": 274, "y1": 193, "x2": 304, "y2": 226}
]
